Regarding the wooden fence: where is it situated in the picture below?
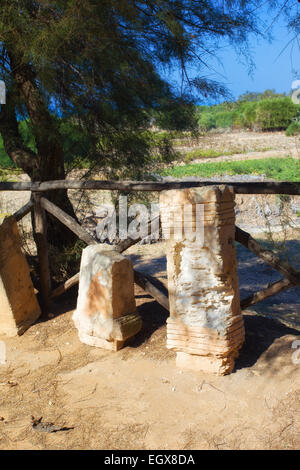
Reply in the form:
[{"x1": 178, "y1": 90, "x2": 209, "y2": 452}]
[{"x1": 3, "y1": 179, "x2": 300, "y2": 314}]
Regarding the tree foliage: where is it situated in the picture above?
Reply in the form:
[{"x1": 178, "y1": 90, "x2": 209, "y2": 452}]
[
  {"x1": 238, "y1": 89, "x2": 287, "y2": 103},
  {"x1": 0, "y1": 1, "x2": 286, "y2": 246},
  {"x1": 0, "y1": 1, "x2": 262, "y2": 178}
]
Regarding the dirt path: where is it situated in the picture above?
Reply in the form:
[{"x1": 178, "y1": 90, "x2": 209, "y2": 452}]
[{"x1": 176, "y1": 130, "x2": 300, "y2": 158}]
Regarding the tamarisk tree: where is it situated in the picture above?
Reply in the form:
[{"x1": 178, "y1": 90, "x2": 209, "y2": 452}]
[{"x1": 0, "y1": 0, "x2": 262, "y2": 244}]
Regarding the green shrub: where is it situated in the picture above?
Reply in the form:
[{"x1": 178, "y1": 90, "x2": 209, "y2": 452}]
[
  {"x1": 241, "y1": 102, "x2": 257, "y2": 128},
  {"x1": 255, "y1": 97, "x2": 299, "y2": 131},
  {"x1": 195, "y1": 95, "x2": 299, "y2": 133},
  {"x1": 214, "y1": 111, "x2": 233, "y2": 128},
  {"x1": 198, "y1": 113, "x2": 216, "y2": 131},
  {"x1": 286, "y1": 121, "x2": 300, "y2": 136}
]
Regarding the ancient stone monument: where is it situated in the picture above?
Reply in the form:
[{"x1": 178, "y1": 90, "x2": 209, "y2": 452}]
[
  {"x1": 160, "y1": 185, "x2": 245, "y2": 375},
  {"x1": 73, "y1": 246, "x2": 142, "y2": 350},
  {"x1": 0, "y1": 216, "x2": 41, "y2": 336}
]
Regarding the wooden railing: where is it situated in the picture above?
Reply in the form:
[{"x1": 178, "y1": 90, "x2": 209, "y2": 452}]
[
  {"x1": 3, "y1": 179, "x2": 300, "y2": 313},
  {"x1": 1, "y1": 179, "x2": 300, "y2": 194}
]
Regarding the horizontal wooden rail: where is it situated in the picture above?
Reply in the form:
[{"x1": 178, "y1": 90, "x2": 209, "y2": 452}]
[{"x1": 0, "y1": 180, "x2": 300, "y2": 194}]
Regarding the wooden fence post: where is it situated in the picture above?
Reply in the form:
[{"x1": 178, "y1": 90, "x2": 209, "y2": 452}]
[{"x1": 33, "y1": 193, "x2": 51, "y2": 312}]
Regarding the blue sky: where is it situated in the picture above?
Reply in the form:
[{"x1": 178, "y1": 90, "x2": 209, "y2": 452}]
[
  {"x1": 164, "y1": 7, "x2": 299, "y2": 104},
  {"x1": 216, "y1": 15, "x2": 297, "y2": 100}
]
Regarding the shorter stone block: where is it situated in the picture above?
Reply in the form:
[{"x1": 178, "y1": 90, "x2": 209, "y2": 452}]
[
  {"x1": 73, "y1": 246, "x2": 142, "y2": 350},
  {"x1": 0, "y1": 216, "x2": 41, "y2": 336}
]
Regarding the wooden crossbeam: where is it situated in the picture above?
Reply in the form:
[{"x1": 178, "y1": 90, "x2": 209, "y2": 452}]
[
  {"x1": 0, "y1": 180, "x2": 300, "y2": 195},
  {"x1": 12, "y1": 200, "x2": 34, "y2": 221},
  {"x1": 49, "y1": 218, "x2": 300, "y2": 311},
  {"x1": 50, "y1": 215, "x2": 161, "y2": 300},
  {"x1": 41, "y1": 197, "x2": 97, "y2": 246},
  {"x1": 51, "y1": 272, "x2": 79, "y2": 299},
  {"x1": 240, "y1": 278, "x2": 292, "y2": 310},
  {"x1": 134, "y1": 270, "x2": 169, "y2": 311},
  {"x1": 235, "y1": 226, "x2": 300, "y2": 289}
]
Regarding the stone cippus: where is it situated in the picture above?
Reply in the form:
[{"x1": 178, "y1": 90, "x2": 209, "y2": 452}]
[{"x1": 161, "y1": 186, "x2": 245, "y2": 375}]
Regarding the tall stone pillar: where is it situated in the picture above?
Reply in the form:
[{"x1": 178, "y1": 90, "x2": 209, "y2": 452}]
[
  {"x1": 73, "y1": 246, "x2": 142, "y2": 351},
  {"x1": 160, "y1": 186, "x2": 244, "y2": 375},
  {"x1": 0, "y1": 216, "x2": 41, "y2": 336}
]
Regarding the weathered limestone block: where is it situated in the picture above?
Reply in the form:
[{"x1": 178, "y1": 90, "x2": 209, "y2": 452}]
[
  {"x1": 160, "y1": 186, "x2": 244, "y2": 375},
  {"x1": 73, "y1": 246, "x2": 142, "y2": 350},
  {"x1": 0, "y1": 216, "x2": 41, "y2": 336}
]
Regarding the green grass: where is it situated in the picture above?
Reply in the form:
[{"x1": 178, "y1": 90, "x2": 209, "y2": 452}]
[
  {"x1": 184, "y1": 148, "x2": 241, "y2": 163},
  {"x1": 162, "y1": 157, "x2": 300, "y2": 182},
  {"x1": 0, "y1": 149, "x2": 16, "y2": 168},
  {"x1": 183, "y1": 146, "x2": 273, "y2": 163}
]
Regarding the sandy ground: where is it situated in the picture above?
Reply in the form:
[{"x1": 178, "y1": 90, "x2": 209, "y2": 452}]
[
  {"x1": 0, "y1": 286, "x2": 299, "y2": 450},
  {"x1": 0, "y1": 237, "x2": 300, "y2": 450}
]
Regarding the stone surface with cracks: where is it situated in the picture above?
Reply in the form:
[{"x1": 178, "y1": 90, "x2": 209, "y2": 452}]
[
  {"x1": 0, "y1": 216, "x2": 41, "y2": 336},
  {"x1": 73, "y1": 246, "x2": 142, "y2": 351},
  {"x1": 160, "y1": 186, "x2": 245, "y2": 375}
]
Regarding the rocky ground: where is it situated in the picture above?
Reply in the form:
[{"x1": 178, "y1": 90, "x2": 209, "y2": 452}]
[{"x1": 175, "y1": 129, "x2": 300, "y2": 160}]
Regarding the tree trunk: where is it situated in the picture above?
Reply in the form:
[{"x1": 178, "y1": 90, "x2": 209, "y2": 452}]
[{"x1": 1, "y1": 53, "x2": 78, "y2": 247}]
